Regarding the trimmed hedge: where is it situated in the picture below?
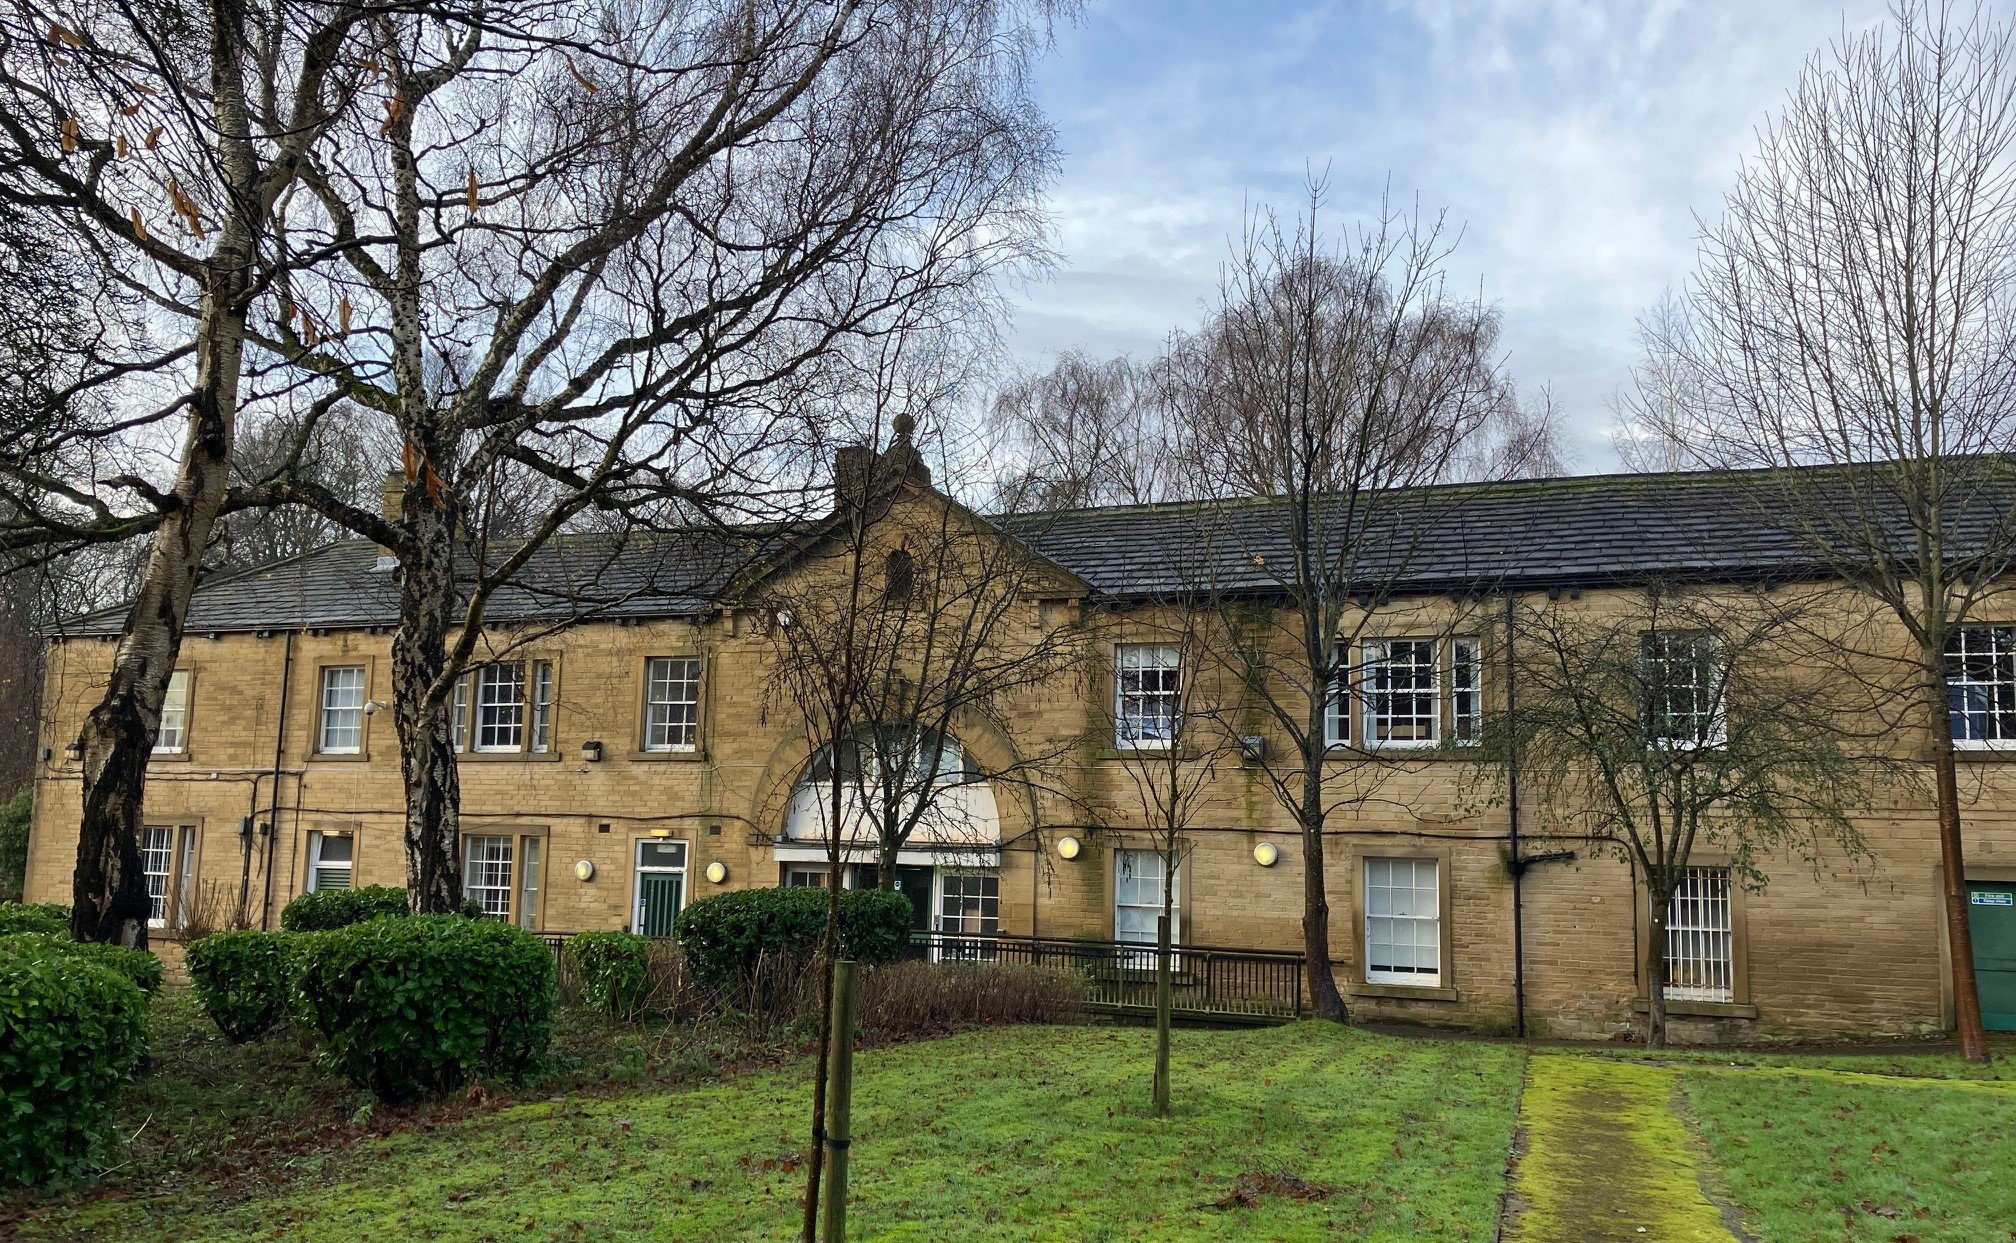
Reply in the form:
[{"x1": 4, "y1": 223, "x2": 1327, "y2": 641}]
[
  {"x1": 565, "y1": 931, "x2": 651, "y2": 1017},
  {"x1": 0, "y1": 934, "x2": 163, "y2": 998},
  {"x1": 674, "y1": 886, "x2": 913, "y2": 992},
  {"x1": 0, "y1": 901, "x2": 71, "y2": 937},
  {"x1": 0, "y1": 944, "x2": 148, "y2": 1186},
  {"x1": 295, "y1": 915, "x2": 555, "y2": 1102},
  {"x1": 279, "y1": 885, "x2": 411, "y2": 931},
  {"x1": 186, "y1": 931, "x2": 299, "y2": 1043}
]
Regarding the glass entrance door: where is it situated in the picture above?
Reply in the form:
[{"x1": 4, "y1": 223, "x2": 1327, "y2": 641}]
[{"x1": 632, "y1": 840, "x2": 688, "y2": 937}]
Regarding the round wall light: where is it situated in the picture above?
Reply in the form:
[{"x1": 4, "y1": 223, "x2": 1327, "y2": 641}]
[
  {"x1": 574, "y1": 859, "x2": 596, "y2": 882},
  {"x1": 1056, "y1": 835, "x2": 1082, "y2": 861},
  {"x1": 705, "y1": 860, "x2": 728, "y2": 884},
  {"x1": 1253, "y1": 842, "x2": 1280, "y2": 868}
]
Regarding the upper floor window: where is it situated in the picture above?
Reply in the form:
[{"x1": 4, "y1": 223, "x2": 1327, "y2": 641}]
[
  {"x1": 154, "y1": 670, "x2": 191, "y2": 754},
  {"x1": 317, "y1": 666, "x2": 366, "y2": 754},
  {"x1": 452, "y1": 660, "x2": 555, "y2": 755},
  {"x1": 1332, "y1": 638, "x2": 1481, "y2": 749},
  {"x1": 1947, "y1": 624, "x2": 2016, "y2": 747},
  {"x1": 1115, "y1": 643, "x2": 1180, "y2": 749},
  {"x1": 644, "y1": 657, "x2": 701, "y2": 752},
  {"x1": 1641, "y1": 630, "x2": 1725, "y2": 749}
]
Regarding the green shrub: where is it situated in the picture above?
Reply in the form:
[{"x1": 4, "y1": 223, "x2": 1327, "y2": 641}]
[
  {"x1": 185, "y1": 931, "x2": 299, "y2": 1043},
  {"x1": 0, "y1": 787, "x2": 29, "y2": 905},
  {"x1": 674, "y1": 886, "x2": 913, "y2": 992},
  {"x1": 566, "y1": 931, "x2": 651, "y2": 1017},
  {"x1": 279, "y1": 885, "x2": 411, "y2": 931},
  {"x1": 295, "y1": 915, "x2": 555, "y2": 1102},
  {"x1": 0, "y1": 946, "x2": 148, "y2": 1185},
  {"x1": 0, "y1": 934, "x2": 163, "y2": 997},
  {"x1": 0, "y1": 900, "x2": 71, "y2": 937}
]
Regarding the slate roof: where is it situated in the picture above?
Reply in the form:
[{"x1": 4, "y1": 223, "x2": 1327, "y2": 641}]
[{"x1": 55, "y1": 462, "x2": 2016, "y2": 636}]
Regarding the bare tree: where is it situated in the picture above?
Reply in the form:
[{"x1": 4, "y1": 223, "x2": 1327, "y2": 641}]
[
  {"x1": 1644, "y1": 0, "x2": 2016, "y2": 1060},
  {"x1": 988, "y1": 349, "x2": 1194, "y2": 509},
  {"x1": 230, "y1": 0, "x2": 1060, "y2": 914},
  {"x1": 1499, "y1": 586, "x2": 1885, "y2": 1046},
  {"x1": 0, "y1": 0, "x2": 375, "y2": 944},
  {"x1": 1098, "y1": 599, "x2": 1230, "y2": 1114},
  {"x1": 1607, "y1": 292, "x2": 1704, "y2": 474},
  {"x1": 1170, "y1": 184, "x2": 1549, "y2": 1021}
]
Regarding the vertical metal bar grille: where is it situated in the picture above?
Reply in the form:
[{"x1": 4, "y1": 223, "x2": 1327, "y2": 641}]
[{"x1": 1664, "y1": 866, "x2": 1733, "y2": 1002}]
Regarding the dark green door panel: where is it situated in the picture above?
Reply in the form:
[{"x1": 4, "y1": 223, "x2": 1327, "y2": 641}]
[
  {"x1": 1969, "y1": 881, "x2": 2016, "y2": 1032},
  {"x1": 637, "y1": 871, "x2": 684, "y2": 938}
]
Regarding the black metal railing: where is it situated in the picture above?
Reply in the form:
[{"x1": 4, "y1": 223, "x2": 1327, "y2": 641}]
[{"x1": 537, "y1": 930, "x2": 1304, "y2": 1022}]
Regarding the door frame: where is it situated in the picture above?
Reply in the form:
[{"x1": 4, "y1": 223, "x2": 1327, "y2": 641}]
[{"x1": 630, "y1": 837, "x2": 690, "y2": 935}]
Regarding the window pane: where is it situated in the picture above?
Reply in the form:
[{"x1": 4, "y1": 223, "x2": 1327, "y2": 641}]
[
  {"x1": 141, "y1": 825, "x2": 174, "y2": 924},
  {"x1": 319, "y1": 666, "x2": 366, "y2": 753},
  {"x1": 475, "y1": 664, "x2": 525, "y2": 752},
  {"x1": 463, "y1": 835, "x2": 514, "y2": 917},
  {"x1": 310, "y1": 831, "x2": 354, "y2": 893},
  {"x1": 1642, "y1": 631, "x2": 1724, "y2": 746},
  {"x1": 645, "y1": 657, "x2": 701, "y2": 751},
  {"x1": 1325, "y1": 646, "x2": 1351, "y2": 746},
  {"x1": 530, "y1": 662, "x2": 554, "y2": 754},
  {"x1": 155, "y1": 671, "x2": 190, "y2": 753},
  {"x1": 1451, "y1": 639, "x2": 1482, "y2": 744},
  {"x1": 1364, "y1": 856, "x2": 1441, "y2": 985},
  {"x1": 1363, "y1": 641, "x2": 1438, "y2": 745},
  {"x1": 1946, "y1": 626, "x2": 2016, "y2": 743},
  {"x1": 1115, "y1": 644, "x2": 1180, "y2": 746},
  {"x1": 517, "y1": 837, "x2": 542, "y2": 929},
  {"x1": 1114, "y1": 850, "x2": 1175, "y2": 947},
  {"x1": 639, "y1": 841, "x2": 687, "y2": 870}
]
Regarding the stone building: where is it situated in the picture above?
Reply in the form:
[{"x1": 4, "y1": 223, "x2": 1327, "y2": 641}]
[{"x1": 21, "y1": 450, "x2": 2016, "y2": 1041}]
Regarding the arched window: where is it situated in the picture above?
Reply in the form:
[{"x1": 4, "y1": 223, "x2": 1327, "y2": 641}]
[
  {"x1": 805, "y1": 725, "x2": 976, "y2": 788},
  {"x1": 883, "y1": 548, "x2": 915, "y2": 603}
]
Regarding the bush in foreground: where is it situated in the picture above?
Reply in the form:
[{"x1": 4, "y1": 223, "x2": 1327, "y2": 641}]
[
  {"x1": 279, "y1": 885, "x2": 411, "y2": 931},
  {"x1": 0, "y1": 933, "x2": 163, "y2": 997},
  {"x1": 674, "y1": 886, "x2": 912, "y2": 993},
  {"x1": 295, "y1": 915, "x2": 554, "y2": 1102},
  {"x1": 0, "y1": 901, "x2": 71, "y2": 937},
  {"x1": 566, "y1": 931, "x2": 651, "y2": 1017},
  {"x1": 186, "y1": 930, "x2": 299, "y2": 1043},
  {"x1": 0, "y1": 945, "x2": 148, "y2": 1185}
]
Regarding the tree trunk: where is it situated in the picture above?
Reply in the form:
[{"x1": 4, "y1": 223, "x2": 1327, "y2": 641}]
[
  {"x1": 1643, "y1": 894, "x2": 1668, "y2": 1048},
  {"x1": 1153, "y1": 908, "x2": 1172, "y2": 1116},
  {"x1": 1299, "y1": 766, "x2": 1347, "y2": 1021},
  {"x1": 1925, "y1": 660, "x2": 1991, "y2": 1062},
  {"x1": 70, "y1": 203, "x2": 251, "y2": 946},
  {"x1": 392, "y1": 489, "x2": 463, "y2": 913}
]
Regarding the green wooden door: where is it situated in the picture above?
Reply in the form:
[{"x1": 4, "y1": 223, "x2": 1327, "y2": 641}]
[
  {"x1": 1969, "y1": 881, "x2": 2016, "y2": 1032},
  {"x1": 636, "y1": 871, "x2": 684, "y2": 938}
]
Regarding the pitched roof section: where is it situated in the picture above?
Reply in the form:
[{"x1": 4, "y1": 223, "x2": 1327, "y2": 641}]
[
  {"x1": 56, "y1": 524, "x2": 794, "y2": 638},
  {"x1": 55, "y1": 463, "x2": 2016, "y2": 636}
]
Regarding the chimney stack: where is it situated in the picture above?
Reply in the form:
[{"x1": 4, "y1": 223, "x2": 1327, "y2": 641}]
[{"x1": 831, "y1": 414, "x2": 931, "y2": 515}]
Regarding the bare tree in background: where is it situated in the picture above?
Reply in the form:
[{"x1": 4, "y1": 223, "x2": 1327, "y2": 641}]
[
  {"x1": 1608, "y1": 292, "x2": 1703, "y2": 474},
  {"x1": 988, "y1": 350, "x2": 1193, "y2": 508},
  {"x1": 1500, "y1": 586, "x2": 1884, "y2": 1046},
  {"x1": 0, "y1": 0, "x2": 374, "y2": 945},
  {"x1": 224, "y1": 0, "x2": 1060, "y2": 914},
  {"x1": 1644, "y1": 0, "x2": 2016, "y2": 1060},
  {"x1": 1171, "y1": 184, "x2": 1554, "y2": 1021}
]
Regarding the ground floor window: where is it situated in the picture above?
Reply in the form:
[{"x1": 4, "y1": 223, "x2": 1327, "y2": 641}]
[
  {"x1": 306, "y1": 831, "x2": 353, "y2": 892},
  {"x1": 462, "y1": 833, "x2": 544, "y2": 929},
  {"x1": 935, "y1": 871, "x2": 1000, "y2": 961},
  {"x1": 1363, "y1": 856, "x2": 1442, "y2": 986},
  {"x1": 784, "y1": 867, "x2": 830, "y2": 888},
  {"x1": 1663, "y1": 866, "x2": 1734, "y2": 1002},
  {"x1": 142, "y1": 824, "x2": 197, "y2": 929},
  {"x1": 1114, "y1": 850, "x2": 1177, "y2": 967}
]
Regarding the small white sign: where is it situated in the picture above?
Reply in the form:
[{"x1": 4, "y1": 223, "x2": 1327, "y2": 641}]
[{"x1": 1972, "y1": 890, "x2": 2014, "y2": 907}]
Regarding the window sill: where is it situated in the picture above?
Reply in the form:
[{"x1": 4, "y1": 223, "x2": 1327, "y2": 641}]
[
  {"x1": 1954, "y1": 745, "x2": 2016, "y2": 762},
  {"x1": 458, "y1": 751, "x2": 564, "y2": 763},
  {"x1": 1349, "y1": 981, "x2": 1460, "y2": 1002},
  {"x1": 1632, "y1": 997, "x2": 1759, "y2": 1020},
  {"x1": 629, "y1": 748, "x2": 708, "y2": 763},
  {"x1": 150, "y1": 751, "x2": 193, "y2": 764},
  {"x1": 309, "y1": 751, "x2": 371, "y2": 763}
]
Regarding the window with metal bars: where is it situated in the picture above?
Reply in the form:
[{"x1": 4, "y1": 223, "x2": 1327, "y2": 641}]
[
  {"x1": 1641, "y1": 630, "x2": 1725, "y2": 748},
  {"x1": 1946, "y1": 624, "x2": 2016, "y2": 746},
  {"x1": 1663, "y1": 866, "x2": 1734, "y2": 1002}
]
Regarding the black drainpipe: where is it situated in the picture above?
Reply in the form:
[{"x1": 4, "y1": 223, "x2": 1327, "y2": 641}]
[
  {"x1": 1504, "y1": 591, "x2": 1527, "y2": 1039},
  {"x1": 257, "y1": 630, "x2": 295, "y2": 930}
]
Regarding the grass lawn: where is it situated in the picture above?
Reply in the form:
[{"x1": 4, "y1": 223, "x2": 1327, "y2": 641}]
[
  {"x1": 1682, "y1": 1065, "x2": 2016, "y2": 1243},
  {"x1": 12, "y1": 1022, "x2": 1526, "y2": 1242}
]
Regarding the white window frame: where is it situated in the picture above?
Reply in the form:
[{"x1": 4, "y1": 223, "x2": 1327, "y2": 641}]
[
  {"x1": 474, "y1": 663, "x2": 526, "y2": 753},
  {"x1": 933, "y1": 870, "x2": 999, "y2": 961},
  {"x1": 317, "y1": 666, "x2": 367, "y2": 754},
  {"x1": 1947, "y1": 624, "x2": 2016, "y2": 749},
  {"x1": 1450, "y1": 638, "x2": 1483, "y2": 746},
  {"x1": 1663, "y1": 865, "x2": 1734, "y2": 1002},
  {"x1": 1363, "y1": 856, "x2": 1442, "y2": 986},
  {"x1": 463, "y1": 834, "x2": 515, "y2": 918},
  {"x1": 1113, "y1": 849, "x2": 1177, "y2": 967},
  {"x1": 154, "y1": 670, "x2": 191, "y2": 754},
  {"x1": 141, "y1": 824, "x2": 196, "y2": 929},
  {"x1": 1361, "y1": 639, "x2": 1440, "y2": 748},
  {"x1": 305, "y1": 830, "x2": 354, "y2": 892},
  {"x1": 516, "y1": 835, "x2": 543, "y2": 929},
  {"x1": 644, "y1": 656, "x2": 702, "y2": 752},
  {"x1": 451, "y1": 673, "x2": 469, "y2": 751},
  {"x1": 1324, "y1": 645, "x2": 1352, "y2": 747},
  {"x1": 529, "y1": 660, "x2": 555, "y2": 754},
  {"x1": 1641, "y1": 630, "x2": 1727, "y2": 750},
  {"x1": 1114, "y1": 643, "x2": 1180, "y2": 750}
]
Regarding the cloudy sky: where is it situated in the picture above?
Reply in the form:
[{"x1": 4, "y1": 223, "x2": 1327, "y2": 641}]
[{"x1": 1006, "y1": 0, "x2": 1892, "y2": 470}]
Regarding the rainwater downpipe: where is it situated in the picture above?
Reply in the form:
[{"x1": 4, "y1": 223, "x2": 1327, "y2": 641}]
[
  {"x1": 1504, "y1": 591, "x2": 1527, "y2": 1039},
  {"x1": 257, "y1": 630, "x2": 295, "y2": 930}
]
